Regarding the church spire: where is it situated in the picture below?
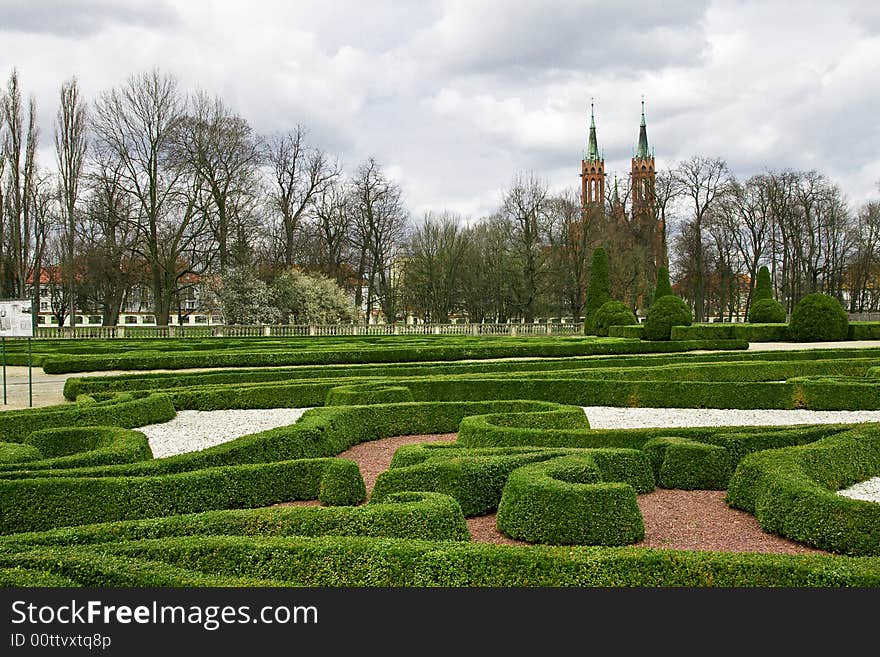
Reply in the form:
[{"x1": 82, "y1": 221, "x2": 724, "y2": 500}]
[
  {"x1": 636, "y1": 97, "x2": 649, "y2": 159},
  {"x1": 587, "y1": 99, "x2": 600, "y2": 162}
]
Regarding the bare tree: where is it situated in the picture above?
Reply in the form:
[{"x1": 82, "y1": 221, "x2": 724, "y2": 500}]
[
  {"x1": 717, "y1": 174, "x2": 773, "y2": 315},
  {"x1": 2, "y1": 69, "x2": 40, "y2": 299},
  {"x1": 459, "y1": 216, "x2": 518, "y2": 323},
  {"x1": 310, "y1": 177, "x2": 353, "y2": 287},
  {"x1": 848, "y1": 197, "x2": 880, "y2": 312},
  {"x1": 267, "y1": 126, "x2": 339, "y2": 267},
  {"x1": 674, "y1": 156, "x2": 734, "y2": 321},
  {"x1": 175, "y1": 92, "x2": 263, "y2": 273},
  {"x1": 55, "y1": 77, "x2": 88, "y2": 328},
  {"x1": 80, "y1": 154, "x2": 138, "y2": 325},
  {"x1": 650, "y1": 169, "x2": 678, "y2": 272},
  {"x1": 351, "y1": 158, "x2": 407, "y2": 322},
  {"x1": 500, "y1": 173, "x2": 549, "y2": 322},
  {"x1": 28, "y1": 172, "x2": 54, "y2": 331},
  {"x1": 92, "y1": 70, "x2": 195, "y2": 325},
  {"x1": 545, "y1": 187, "x2": 596, "y2": 318},
  {"x1": 401, "y1": 212, "x2": 469, "y2": 322}
]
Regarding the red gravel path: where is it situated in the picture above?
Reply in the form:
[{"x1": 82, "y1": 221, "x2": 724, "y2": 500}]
[{"x1": 289, "y1": 432, "x2": 828, "y2": 554}]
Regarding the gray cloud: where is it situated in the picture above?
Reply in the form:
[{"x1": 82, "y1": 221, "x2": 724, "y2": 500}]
[
  {"x1": 407, "y1": 0, "x2": 710, "y2": 78},
  {"x1": 0, "y1": 0, "x2": 876, "y2": 219},
  {"x1": 0, "y1": 0, "x2": 179, "y2": 37}
]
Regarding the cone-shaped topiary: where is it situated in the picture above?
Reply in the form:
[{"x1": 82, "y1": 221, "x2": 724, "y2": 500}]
[
  {"x1": 592, "y1": 301, "x2": 638, "y2": 337},
  {"x1": 753, "y1": 266, "x2": 773, "y2": 303},
  {"x1": 584, "y1": 247, "x2": 611, "y2": 334},
  {"x1": 748, "y1": 298, "x2": 786, "y2": 324},
  {"x1": 653, "y1": 266, "x2": 673, "y2": 302},
  {"x1": 789, "y1": 293, "x2": 848, "y2": 342},
  {"x1": 643, "y1": 295, "x2": 692, "y2": 341}
]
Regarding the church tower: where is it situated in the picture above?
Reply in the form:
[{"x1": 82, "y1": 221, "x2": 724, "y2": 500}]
[
  {"x1": 631, "y1": 99, "x2": 655, "y2": 217},
  {"x1": 580, "y1": 101, "x2": 604, "y2": 209},
  {"x1": 631, "y1": 100, "x2": 665, "y2": 271}
]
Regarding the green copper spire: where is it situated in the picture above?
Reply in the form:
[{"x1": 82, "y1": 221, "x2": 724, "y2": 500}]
[
  {"x1": 636, "y1": 98, "x2": 650, "y2": 159},
  {"x1": 587, "y1": 100, "x2": 600, "y2": 162}
]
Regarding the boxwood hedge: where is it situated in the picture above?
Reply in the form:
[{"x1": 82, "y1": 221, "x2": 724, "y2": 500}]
[
  {"x1": 496, "y1": 454, "x2": 646, "y2": 545},
  {"x1": 0, "y1": 458, "x2": 366, "y2": 534},
  {"x1": 25, "y1": 534, "x2": 876, "y2": 587},
  {"x1": 727, "y1": 425, "x2": 880, "y2": 555}
]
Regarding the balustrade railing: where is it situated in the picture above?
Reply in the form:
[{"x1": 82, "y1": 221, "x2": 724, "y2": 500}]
[{"x1": 33, "y1": 322, "x2": 585, "y2": 339}]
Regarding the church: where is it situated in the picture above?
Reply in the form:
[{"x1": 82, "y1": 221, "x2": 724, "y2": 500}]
[{"x1": 579, "y1": 101, "x2": 667, "y2": 310}]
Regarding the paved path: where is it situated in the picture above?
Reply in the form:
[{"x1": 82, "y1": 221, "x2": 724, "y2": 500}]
[
  {"x1": 747, "y1": 340, "x2": 880, "y2": 351},
  {"x1": 0, "y1": 366, "x2": 70, "y2": 410}
]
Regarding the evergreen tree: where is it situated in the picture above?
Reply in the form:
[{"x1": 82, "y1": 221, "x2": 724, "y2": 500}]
[
  {"x1": 584, "y1": 247, "x2": 611, "y2": 334},
  {"x1": 753, "y1": 266, "x2": 773, "y2": 302},
  {"x1": 653, "y1": 265, "x2": 673, "y2": 301}
]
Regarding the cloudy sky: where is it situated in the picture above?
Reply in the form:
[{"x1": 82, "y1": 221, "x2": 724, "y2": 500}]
[{"x1": 1, "y1": 0, "x2": 878, "y2": 218}]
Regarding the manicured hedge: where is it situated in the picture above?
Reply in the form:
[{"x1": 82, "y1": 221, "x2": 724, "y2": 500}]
[
  {"x1": 0, "y1": 394, "x2": 175, "y2": 442},
  {"x1": 457, "y1": 411, "x2": 846, "y2": 450},
  {"x1": 727, "y1": 425, "x2": 880, "y2": 555},
  {"x1": 44, "y1": 534, "x2": 880, "y2": 586},
  {"x1": 66, "y1": 344, "x2": 880, "y2": 402},
  {"x1": 0, "y1": 548, "x2": 283, "y2": 587},
  {"x1": 607, "y1": 325, "x2": 644, "y2": 339},
  {"x1": 0, "y1": 442, "x2": 42, "y2": 465},
  {"x1": 372, "y1": 445, "x2": 654, "y2": 517},
  {"x1": 372, "y1": 450, "x2": 564, "y2": 516},
  {"x1": 670, "y1": 323, "x2": 792, "y2": 342},
  {"x1": 0, "y1": 427, "x2": 154, "y2": 472},
  {"x1": 790, "y1": 377, "x2": 880, "y2": 411},
  {"x1": 0, "y1": 566, "x2": 80, "y2": 587},
  {"x1": 41, "y1": 338, "x2": 747, "y2": 374},
  {"x1": 326, "y1": 383, "x2": 414, "y2": 406},
  {"x1": 496, "y1": 454, "x2": 646, "y2": 545},
  {"x1": 848, "y1": 322, "x2": 880, "y2": 340},
  {"x1": 643, "y1": 437, "x2": 731, "y2": 489},
  {"x1": 0, "y1": 458, "x2": 366, "y2": 534},
  {"x1": 0, "y1": 492, "x2": 470, "y2": 546}
]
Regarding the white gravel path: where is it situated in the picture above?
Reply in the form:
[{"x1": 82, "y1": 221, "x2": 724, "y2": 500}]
[
  {"x1": 838, "y1": 478, "x2": 880, "y2": 503},
  {"x1": 138, "y1": 408, "x2": 311, "y2": 458},
  {"x1": 580, "y1": 405, "x2": 880, "y2": 504},
  {"x1": 135, "y1": 404, "x2": 880, "y2": 503},
  {"x1": 582, "y1": 406, "x2": 880, "y2": 429}
]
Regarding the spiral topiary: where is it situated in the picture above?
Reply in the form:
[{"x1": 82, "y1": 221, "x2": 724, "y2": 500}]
[
  {"x1": 789, "y1": 293, "x2": 848, "y2": 342},
  {"x1": 592, "y1": 301, "x2": 637, "y2": 337},
  {"x1": 748, "y1": 298, "x2": 786, "y2": 324},
  {"x1": 643, "y1": 295, "x2": 692, "y2": 341}
]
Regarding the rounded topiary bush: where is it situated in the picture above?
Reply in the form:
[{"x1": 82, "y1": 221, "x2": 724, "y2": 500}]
[
  {"x1": 748, "y1": 298, "x2": 787, "y2": 324},
  {"x1": 643, "y1": 296, "x2": 692, "y2": 341},
  {"x1": 789, "y1": 293, "x2": 848, "y2": 342},
  {"x1": 592, "y1": 301, "x2": 637, "y2": 337}
]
